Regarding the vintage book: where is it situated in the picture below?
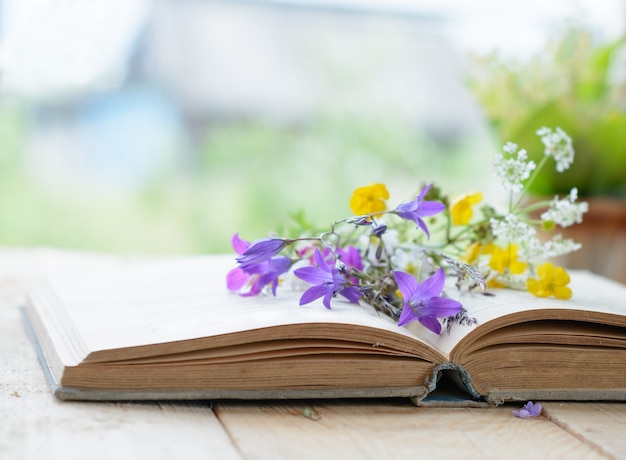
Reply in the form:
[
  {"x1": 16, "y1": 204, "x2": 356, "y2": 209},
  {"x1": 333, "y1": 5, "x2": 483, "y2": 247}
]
[{"x1": 22, "y1": 254, "x2": 626, "y2": 406}]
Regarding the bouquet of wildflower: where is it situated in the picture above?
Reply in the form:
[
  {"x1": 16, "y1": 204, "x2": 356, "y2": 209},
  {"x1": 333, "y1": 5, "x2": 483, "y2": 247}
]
[{"x1": 227, "y1": 127, "x2": 588, "y2": 335}]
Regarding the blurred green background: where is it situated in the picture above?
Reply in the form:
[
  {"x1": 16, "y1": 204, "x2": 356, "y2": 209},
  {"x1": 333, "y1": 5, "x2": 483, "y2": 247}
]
[
  {"x1": 0, "y1": 1, "x2": 623, "y2": 255},
  {"x1": 0, "y1": 104, "x2": 490, "y2": 254}
]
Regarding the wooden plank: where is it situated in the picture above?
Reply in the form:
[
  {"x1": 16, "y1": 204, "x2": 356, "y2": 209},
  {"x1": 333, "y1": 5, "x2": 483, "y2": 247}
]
[
  {"x1": 0, "y1": 283, "x2": 243, "y2": 460},
  {"x1": 543, "y1": 402, "x2": 626, "y2": 460},
  {"x1": 215, "y1": 400, "x2": 608, "y2": 460}
]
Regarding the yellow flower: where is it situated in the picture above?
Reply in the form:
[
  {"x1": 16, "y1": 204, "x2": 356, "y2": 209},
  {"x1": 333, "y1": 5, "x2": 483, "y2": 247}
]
[
  {"x1": 450, "y1": 192, "x2": 483, "y2": 225},
  {"x1": 488, "y1": 244, "x2": 526, "y2": 275},
  {"x1": 526, "y1": 262, "x2": 572, "y2": 300},
  {"x1": 461, "y1": 242, "x2": 494, "y2": 264},
  {"x1": 486, "y1": 277, "x2": 505, "y2": 289},
  {"x1": 349, "y1": 183, "x2": 389, "y2": 216}
]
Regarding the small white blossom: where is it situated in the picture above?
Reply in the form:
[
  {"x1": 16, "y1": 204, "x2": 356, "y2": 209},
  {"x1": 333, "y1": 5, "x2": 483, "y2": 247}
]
[
  {"x1": 541, "y1": 187, "x2": 589, "y2": 228},
  {"x1": 490, "y1": 144, "x2": 536, "y2": 192},
  {"x1": 543, "y1": 235, "x2": 582, "y2": 258},
  {"x1": 521, "y1": 235, "x2": 581, "y2": 262},
  {"x1": 489, "y1": 271, "x2": 529, "y2": 290},
  {"x1": 520, "y1": 236, "x2": 546, "y2": 263},
  {"x1": 390, "y1": 247, "x2": 433, "y2": 278},
  {"x1": 537, "y1": 126, "x2": 575, "y2": 172},
  {"x1": 502, "y1": 142, "x2": 518, "y2": 154},
  {"x1": 490, "y1": 214, "x2": 536, "y2": 242}
]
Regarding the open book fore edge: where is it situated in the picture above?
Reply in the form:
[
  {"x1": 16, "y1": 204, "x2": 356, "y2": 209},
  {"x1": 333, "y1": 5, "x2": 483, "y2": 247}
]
[
  {"x1": 23, "y1": 308, "x2": 626, "y2": 407},
  {"x1": 22, "y1": 307, "x2": 430, "y2": 403}
]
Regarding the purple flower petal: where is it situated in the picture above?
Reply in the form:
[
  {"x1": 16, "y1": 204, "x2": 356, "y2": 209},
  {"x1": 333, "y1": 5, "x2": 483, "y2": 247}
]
[
  {"x1": 299, "y1": 284, "x2": 329, "y2": 306},
  {"x1": 527, "y1": 401, "x2": 542, "y2": 416},
  {"x1": 417, "y1": 183, "x2": 432, "y2": 200},
  {"x1": 418, "y1": 200, "x2": 446, "y2": 216},
  {"x1": 393, "y1": 269, "x2": 462, "y2": 333},
  {"x1": 513, "y1": 401, "x2": 542, "y2": 418},
  {"x1": 240, "y1": 277, "x2": 263, "y2": 296},
  {"x1": 295, "y1": 248, "x2": 358, "y2": 310},
  {"x1": 294, "y1": 266, "x2": 330, "y2": 285},
  {"x1": 397, "y1": 304, "x2": 419, "y2": 326},
  {"x1": 237, "y1": 237, "x2": 288, "y2": 266},
  {"x1": 322, "y1": 290, "x2": 334, "y2": 309},
  {"x1": 396, "y1": 200, "x2": 418, "y2": 215},
  {"x1": 226, "y1": 267, "x2": 249, "y2": 291},
  {"x1": 231, "y1": 233, "x2": 250, "y2": 255},
  {"x1": 313, "y1": 248, "x2": 331, "y2": 272},
  {"x1": 393, "y1": 184, "x2": 444, "y2": 238},
  {"x1": 228, "y1": 232, "x2": 294, "y2": 298},
  {"x1": 418, "y1": 296, "x2": 463, "y2": 318},
  {"x1": 270, "y1": 256, "x2": 293, "y2": 275},
  {"x1": 339, "y1": 286, "x2": 361, "y2": 304},
  {"x1": 512, "y1": 408, "x2": 530, "y2": 418},
  {"x1": 393, "y1": 271, "x2": 419, "y2": 300},
  {"x1": 417, "y1": 218, "x2": 431, "y2": 239},
  {"x1": 337, "y1": 246, "x2": 364, "y2": 271},
  {"x1": 257, "y1": 257, "x2": 292, "y2": 295},
  {"x1": 418, "y1": 315, "x2": 442, "y2": 334},
  {"x1": 415, "y1": 268, "x2": 446, "y2": 299},
  {"x1": 242, "y1": 261, "x2": 270, "y2": 275}
]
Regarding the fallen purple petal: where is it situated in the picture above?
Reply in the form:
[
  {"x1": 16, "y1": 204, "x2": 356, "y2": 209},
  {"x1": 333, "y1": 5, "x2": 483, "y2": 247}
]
[{"x1": 512, "y1": 401, "x2": 542, "y2": 418}]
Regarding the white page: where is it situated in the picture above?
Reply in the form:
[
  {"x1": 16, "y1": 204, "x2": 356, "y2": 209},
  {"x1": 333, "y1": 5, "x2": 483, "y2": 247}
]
[
  {"x1": 44, "y1": 255, "x2": 428, "y2": 355},
  {"x1": 38, "y1": 253, "x2": 626, "y2": 361}
]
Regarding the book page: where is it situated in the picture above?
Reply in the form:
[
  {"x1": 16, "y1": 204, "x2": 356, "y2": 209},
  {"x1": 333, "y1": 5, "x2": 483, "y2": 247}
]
[
  {"x1": 40, "y1": 255, "x2": 443, "y2": 362},
  {"x1": 412, "y1": 270, "x2": 626, "y2": 357}
]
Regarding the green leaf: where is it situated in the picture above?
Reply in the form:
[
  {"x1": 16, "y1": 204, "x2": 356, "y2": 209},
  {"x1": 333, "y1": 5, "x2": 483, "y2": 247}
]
[{"x1": 576, "y1": 37, "x2": 626, "y2": 102}]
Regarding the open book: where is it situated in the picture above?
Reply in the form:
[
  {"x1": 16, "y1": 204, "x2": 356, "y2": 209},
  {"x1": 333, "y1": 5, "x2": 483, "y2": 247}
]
[{"x1": 23, "y1": 254, "x2": 626, "y2": 405}]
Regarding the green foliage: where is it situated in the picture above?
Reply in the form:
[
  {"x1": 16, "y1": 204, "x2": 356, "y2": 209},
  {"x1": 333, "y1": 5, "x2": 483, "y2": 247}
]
[{"x1": 469, "y1": 22, "x2": 626, "y2": 197}]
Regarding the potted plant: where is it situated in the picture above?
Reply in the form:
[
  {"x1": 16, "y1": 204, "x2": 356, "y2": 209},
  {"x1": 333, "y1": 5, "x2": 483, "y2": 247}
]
[{"x1": 468, "y1": 21, "x2": 626, "y2": 283}]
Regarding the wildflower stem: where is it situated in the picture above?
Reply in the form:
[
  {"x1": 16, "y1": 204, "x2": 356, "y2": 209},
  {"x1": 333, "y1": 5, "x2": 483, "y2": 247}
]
[
  {"x1": 513, "y1": 155, "x2": 549, "y2": 211},
  {"x1": 517, "y1": 199, "x2": 552, "y2": 215},
  {"x1": 447, "y1": 218, "x2": 492, "y2": 244}
]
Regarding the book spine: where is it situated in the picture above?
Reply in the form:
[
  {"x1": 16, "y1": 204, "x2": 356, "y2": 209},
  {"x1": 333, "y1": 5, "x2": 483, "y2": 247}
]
[{"x1": 410, "y1": 363, "x2": 486, "y2": 406}]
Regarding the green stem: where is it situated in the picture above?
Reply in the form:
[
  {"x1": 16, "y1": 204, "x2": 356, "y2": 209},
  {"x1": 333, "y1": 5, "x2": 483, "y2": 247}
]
[
  {"x1": 447, "y1": 217, "x2": 492, "y2": 243},
  {"x1": 512, "y1": 155, "x2": 549, "y2": 211},
  {"x1": 517, "y1": 199, "x2": 553, "y2": 215}
]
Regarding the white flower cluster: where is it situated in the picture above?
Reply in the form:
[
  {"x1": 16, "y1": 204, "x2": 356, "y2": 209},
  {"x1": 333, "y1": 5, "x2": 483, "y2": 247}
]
[
  {"x1": 490, "y1": 213, "x2": 536, "y2": 242},
  {"x1": 490, "y1": 142, "x2": 536, "y2": 192},
  {"x1": 537, "y1": 126, "x2": 575, "y2": 173},
  {"x1": 541, "y1": 187, "x2": 589, "y2": 228},
  {"x1": 521, "y1": 235, "x2": 582, "y2": 262}
]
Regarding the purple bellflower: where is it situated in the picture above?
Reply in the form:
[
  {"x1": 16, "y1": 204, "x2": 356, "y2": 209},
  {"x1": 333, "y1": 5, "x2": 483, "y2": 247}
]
[
  {"x1": 227, "y1": 233, "x2": 292, "y2": 296},
  {"x1": 295, "y1": 248, "x2": 361, "y2": 309},
  {"x1": 393, "y1": 268, "x2": 462, "y2": 334},
  {"x1": 512, "y1": 401, "x2": 542, "y2": 418},
  {"x1": 336, "y1": 245, "x2": 364, "y2": 285},
  {"x1": 236, "y1": 237, "x2": 291, "y2": 268},
  {"x1": 336, "y1": 245, "x2": 363, "y2": 272},
  {"x1": 395, "y1": 184, "x2": 445, "y2": 238}
]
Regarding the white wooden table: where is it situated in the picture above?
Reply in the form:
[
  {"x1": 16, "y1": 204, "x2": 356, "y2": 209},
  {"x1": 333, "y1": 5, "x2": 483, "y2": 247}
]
[{"x1": 2, "y1": 249, "x2": 625, "y2": 460}]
